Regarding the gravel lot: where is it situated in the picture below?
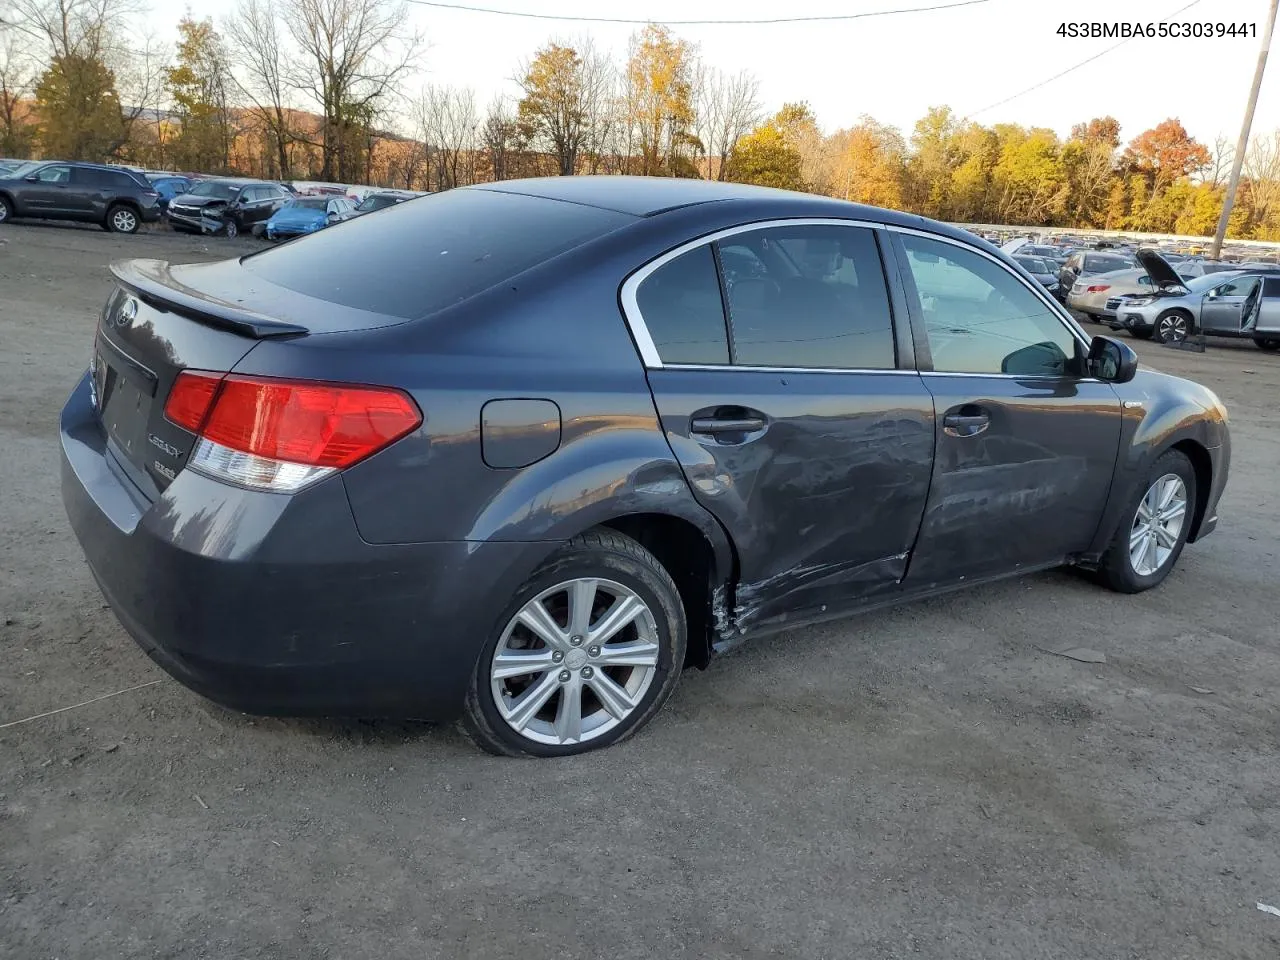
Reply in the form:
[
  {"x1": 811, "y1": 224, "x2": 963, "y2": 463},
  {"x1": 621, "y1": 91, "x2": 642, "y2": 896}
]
[{"x1": 2, "y1": 220, "x2": 1279, "y2": 960}]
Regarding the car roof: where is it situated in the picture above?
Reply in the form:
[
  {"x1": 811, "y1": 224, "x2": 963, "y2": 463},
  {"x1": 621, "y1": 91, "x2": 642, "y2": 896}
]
[{"x1": 469, "y1": 175, "x2": 939, "y2": 230}]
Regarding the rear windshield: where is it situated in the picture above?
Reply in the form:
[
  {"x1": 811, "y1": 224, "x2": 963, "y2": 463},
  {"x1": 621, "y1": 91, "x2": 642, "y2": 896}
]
[
  {"x1": 243, "y1": 188, "x2": 635, "y2": 319},
  {"x1": 189, "y1": 180, "x2": 240, "y2": 199},
  {"x1": 1085, "y1": 255, "x2": 1129, "y2": 271}
]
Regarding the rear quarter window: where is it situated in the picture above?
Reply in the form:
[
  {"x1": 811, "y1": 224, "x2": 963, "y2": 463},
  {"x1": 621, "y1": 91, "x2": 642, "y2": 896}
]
[{"x1": 243, "y1": 189, "x2": 635, "y2": 319}]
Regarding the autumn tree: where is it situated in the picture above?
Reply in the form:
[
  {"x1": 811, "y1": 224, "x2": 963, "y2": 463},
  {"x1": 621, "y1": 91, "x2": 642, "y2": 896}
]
[
  {"x1": 165, "y1": 16, "x2": 232, "y2": 172},
  {"x1": 829, "y1": 117, "x2": 905, "y2": 208},
  {"x1": 1060, "y1": 117, "x2": 1119, "y2": 227},
  {"x1": 1243, "y1": 130, "x2": 1280, "y2": 236},
  {"x1": 1122, "y1": 118, "x2": 1211, "y2": 196},
  {"x1": 724, "y1": 120, "x2": 803, "y2": 190},
  {"x1": 35, "y1": 54, "x2": 124, "y2": 158},
  {"x1": 905, "y1": 105, "x2": 960, "y2": 219},
  {"x1": 481, "y1": 96, "x2": 523, "y2": 181},
  {"x1": 516, "y1": 40, "x2": 611, "y2": 176},
  {"x1": 624, "y1": 24, "x2": 695, "y2": 176}
]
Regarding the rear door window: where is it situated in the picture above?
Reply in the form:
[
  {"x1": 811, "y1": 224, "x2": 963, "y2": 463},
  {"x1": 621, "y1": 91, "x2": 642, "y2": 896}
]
[
  {"x1": 243, "y1": 187, "x2": 635, "y2": 319},
  {"x1": 716, "y1": 224, "x2": 896, "y2": 369}
]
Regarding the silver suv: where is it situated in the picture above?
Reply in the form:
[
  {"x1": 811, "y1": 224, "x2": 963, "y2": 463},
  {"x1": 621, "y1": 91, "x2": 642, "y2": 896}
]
[{"x1": 1108, "y1": 251, "x2": 1280, "y2": 350}]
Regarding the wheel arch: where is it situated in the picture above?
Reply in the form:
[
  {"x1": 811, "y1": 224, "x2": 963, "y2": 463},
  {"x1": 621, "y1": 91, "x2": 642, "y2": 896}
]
[
  {"x1": 593, "y1": 511, "x2": 738, "y2": 669},
  {"x1": 1169, "y1": 438, "x2": 1213, "y2": 543}
]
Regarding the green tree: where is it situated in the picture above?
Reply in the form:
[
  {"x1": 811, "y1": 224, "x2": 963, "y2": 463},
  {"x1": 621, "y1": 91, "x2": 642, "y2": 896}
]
[
  {"x1": 165, "y1": 17, "x2": 233, "y2": 172},
  {"x1": 35, "y1": 54, "x2": 123, "y2": 160},
  {"x1": 724, "y1": 121, "x2": 803, "y2": 190},
  {"x1": 992, "y1": 125, "x2": 1066, "y2": 224},
  {"x1": 517, "y1": 42, "x2": 610, "y2": 176},
  {"x1": 906, "y1": 106, "x2": 960, "y2": 219}
]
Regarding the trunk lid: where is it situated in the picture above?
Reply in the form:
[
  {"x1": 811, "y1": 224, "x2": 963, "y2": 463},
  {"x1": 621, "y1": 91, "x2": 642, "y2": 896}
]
[{"x1": 93, "y1": 259, "x2": 310, "y2": 498}]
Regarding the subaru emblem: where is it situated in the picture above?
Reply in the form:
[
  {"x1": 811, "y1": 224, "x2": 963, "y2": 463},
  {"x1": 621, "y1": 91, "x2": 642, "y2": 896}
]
[{"x1": 115, "y1": 296, "x2": 138, "y2": 327}]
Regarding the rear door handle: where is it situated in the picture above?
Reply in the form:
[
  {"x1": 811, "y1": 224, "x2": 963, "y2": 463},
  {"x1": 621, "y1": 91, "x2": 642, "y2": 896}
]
[
  {"x1": 942, "y1": 409, "x2": 990, "y2": 437},
  {"x1": 690, "y1": 417, "x2": 767, "y2": 434}
]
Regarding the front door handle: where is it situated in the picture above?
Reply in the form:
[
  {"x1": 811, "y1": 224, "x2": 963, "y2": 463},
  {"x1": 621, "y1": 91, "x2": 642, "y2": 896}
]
[
  {"x1": 691, "y1": 416, "x2": 767, "y2": 434},
  {"x1": 943, "y1": 408, "x2": 990, "y2": 437}
]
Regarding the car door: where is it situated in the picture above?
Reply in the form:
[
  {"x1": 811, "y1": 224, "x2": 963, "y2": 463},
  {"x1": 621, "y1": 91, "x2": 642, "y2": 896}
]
[
  {"x1": 888, "y1": 229, "x2": 1123, "y2": 586},
  {"x1": 20, "y1": 164, "x2": 76, "y2": 215},
  {"x1": 1200, "y1": 275, "x2": 1259, "y2": 333},
  {"x1": 625, "y1": 221, "x2": 936, "y2": 633}
]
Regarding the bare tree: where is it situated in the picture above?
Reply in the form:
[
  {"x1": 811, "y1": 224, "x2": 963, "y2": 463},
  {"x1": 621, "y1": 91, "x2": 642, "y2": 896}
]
[
  {"x1": 515, "y1": 36, "x2": 612, "y2": 176},
  {"x1": 481, "y1": 95, "x2": 522, "y2": 182},
  {"x1": 0, "y1": 33, "x2": 36, "y2": 155},
  {"x1": 1244, "y1": 129, "x2": 1280, "y2": 228},
  {"x1": 416, "y1": 84, "x2": 477, "y2": 190},
  {"x1": 226, "y1": 0, "x2": 294, "y2": 178},
  {"x1": 10, "y1": 0, "x2": 137, "y2": 60},
  {"x1": 114, "y1": 30, "x2": 167, "y2": 154},
  {"x1": 283, "y1": 0, "x2": 423, "y2": 182},
  {"x1": 693, "y1": 65, "x2": 761, "y2": 181},
  {"x1": 1204, "y1": 133, "x2": 1235, "y2": 187}
]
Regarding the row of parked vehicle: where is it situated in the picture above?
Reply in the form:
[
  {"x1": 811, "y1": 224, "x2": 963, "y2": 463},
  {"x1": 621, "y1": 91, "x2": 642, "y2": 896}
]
[
  {"x1": 0, "y1": 158, "x2": 421, "y2": 238},
  {"x1": 1002, "y1": 236, "x2": 1280, "y2": 351}
]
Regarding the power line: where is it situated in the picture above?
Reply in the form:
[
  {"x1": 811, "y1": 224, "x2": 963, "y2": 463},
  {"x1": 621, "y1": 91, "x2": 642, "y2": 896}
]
[
  {"x1": 404, "y1": 0, "x2": 991, "y2": 26},
  {"x1": 967, "y1": 0, "x2": 1203, "y2": 118}
]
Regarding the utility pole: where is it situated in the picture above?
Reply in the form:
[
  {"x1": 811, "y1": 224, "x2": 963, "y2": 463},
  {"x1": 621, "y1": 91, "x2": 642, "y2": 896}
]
[{"x1": 1210, "y1": 0, "x2": 1278, "y2": 258}]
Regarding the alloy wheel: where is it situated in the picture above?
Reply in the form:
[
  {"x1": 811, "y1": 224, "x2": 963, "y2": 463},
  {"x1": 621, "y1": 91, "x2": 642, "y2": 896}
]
[
  {"x1": 1129, "y1": 473, "x2": 1188, "y2": 577},
  {"x1": 490, "y1": 577, "x2": 661, "y2": 747},
  {"x1": 111, "y1": 209, "x2": 137, "y2": 233},
  {"x1": 1157, "y1": 314, "x2": 1188, "y2": 343},
  {"x1": 0, "y1": 203, "x2": 8, "y2": 223},
  {"x1": 225, "y1": 219, "x2": 238, "y2": 239}
]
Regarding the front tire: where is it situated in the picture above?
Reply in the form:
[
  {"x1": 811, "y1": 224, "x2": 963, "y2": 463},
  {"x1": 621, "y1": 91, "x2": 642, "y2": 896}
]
[
  {"x1": 1155, "y1": 310, "x2": 1192, "y2": 344},
  {"x1": 1254, "y1": 337, "x2": 1280, "y2": 351},
  {"x1": 105, "y1": 204, "x2": 139, "y2": 234},
  {"x1": 461, "y1": 530, "x2": 686, "y2": 757},
  {"x1": 0, "y1": 194, "x2": 12, "y2": 224},
  {"x1": 1094, "y1": 449, "x2": 1196, "y2": 593},
  {"x1": 223, "y1": 217, "x2": 239, "y2": 239},
  {"x1": 1128, "y1": 327, "x2": 1154, "y2": 340}
]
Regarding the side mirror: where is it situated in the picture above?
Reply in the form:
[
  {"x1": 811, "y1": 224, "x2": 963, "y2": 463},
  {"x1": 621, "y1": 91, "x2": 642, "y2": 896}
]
[
  {"x1": 1088, "y1": 335, "x2": 1137, "y2": 383},
  {"x1": 24, "y1": 174, "x2": 38, "y2": 182}
]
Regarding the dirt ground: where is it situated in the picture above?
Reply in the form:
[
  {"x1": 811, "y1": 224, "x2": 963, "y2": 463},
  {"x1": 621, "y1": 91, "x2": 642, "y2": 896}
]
[{"x1": 2, "y1": 219, "x2": 1280, "y2": 960}]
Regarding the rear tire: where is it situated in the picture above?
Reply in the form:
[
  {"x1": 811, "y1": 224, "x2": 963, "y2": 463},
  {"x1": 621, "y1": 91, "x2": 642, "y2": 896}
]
[
  {"x1": 1093, "y1": 449, "x2": 1196, "y2": 594},
  {"x1": 105, "y1": 204, "x2": 139, "y2": 234},
  {"x1": 0, "y1": 194, "x2": 12, "y2": 224},
  {"x1": 1129, "y1": 328, "x2": 1154, "y2": 340},
  {"x1": 1254, "y1": 337, "x2": 1280, "y2": 351},
  {"x1": 461, "y1": 530, "x2": 686, "y2": 757}
]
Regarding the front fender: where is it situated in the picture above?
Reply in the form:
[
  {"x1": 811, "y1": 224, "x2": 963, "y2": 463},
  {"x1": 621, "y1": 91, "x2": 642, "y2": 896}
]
[{"x1": 1085, "y1": 369, "x2": 1229, "y2": 557}]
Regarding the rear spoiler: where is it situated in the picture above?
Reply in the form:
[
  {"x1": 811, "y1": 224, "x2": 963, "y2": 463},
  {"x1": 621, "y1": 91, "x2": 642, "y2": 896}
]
[{"x1": 109, "y1": 258, "x2": 308, "y2": 339}]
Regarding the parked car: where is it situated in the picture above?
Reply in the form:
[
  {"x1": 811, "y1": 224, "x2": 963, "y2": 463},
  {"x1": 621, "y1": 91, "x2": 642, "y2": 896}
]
[
  {"x1": 352, "y1": 191, "x2": 417, "y2": 215},
  {"x1": 264, "y1": 195, "x2": 357, "y2": 240},
  {"x1": 60, "y1": 177, "x2": 1231, "y2": 756},
  {"x1": 1109, "y1": 251, "x2": 1280, "y2": 348},
  {"x1": 166, "y1": 178, "x2": 292, "y2": 238},
  {"x1": 146, "y1": 175, "x2": 192, "y2": 213},
  {"x1": 1175, "y1": 259, "x2": 1240, "y2": 279},
  {"x1": 1066, "y1": 267, "x2": 1159, "y2": 321},
  {"x1": 1013, "y1": 254, "x2": 1061, "y2": 294},
  {"x1": 1058, "y1": 251, "x2": 1136, "y2": 307},
  {"x1": 0, "y1": 161, "x2": 161, "y2": 233}
]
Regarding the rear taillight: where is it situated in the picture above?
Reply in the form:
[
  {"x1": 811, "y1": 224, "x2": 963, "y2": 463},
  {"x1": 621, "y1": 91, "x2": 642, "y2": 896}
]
[
  {"x1": 1086, "y1": 284, "x2": 1111, "y2": 293},
  {"x1": 164, "y1": 371, "x2": 421, "y2": 492}
]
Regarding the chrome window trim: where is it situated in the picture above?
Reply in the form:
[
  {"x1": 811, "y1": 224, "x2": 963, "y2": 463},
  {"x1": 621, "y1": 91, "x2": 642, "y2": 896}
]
[
  {"x1": 619, "y1": 217, "x2": 886, "y2": 370},
  {"x1": 661, "y1": 363, "x2": 917, "y2": 375},
  {"x1": 885, "y1": 223, "x2": 1094, "y2": 353}
]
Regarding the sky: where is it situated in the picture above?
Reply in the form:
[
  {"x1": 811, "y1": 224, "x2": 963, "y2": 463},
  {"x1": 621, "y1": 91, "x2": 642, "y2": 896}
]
[{"x1": 146, "y1": 0, "x2": 1277, "y2": 149}]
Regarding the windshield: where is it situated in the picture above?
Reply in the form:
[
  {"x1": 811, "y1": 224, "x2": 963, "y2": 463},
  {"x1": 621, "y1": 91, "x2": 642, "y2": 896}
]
[
  {"x1": 288, "y1": 198, "x2": 329, "y2": 211},
  {"x1": 188, "y1": 180, "x2": 240, "y2": 200},
  {"x1": 1015, "y1": 256, "x2": 1049, "y2": 273},
  {"x1": 1186, "y1": 272, "x2": 1239, "y2": 293},
  {"x1": 4, "y1": 161, "x2": 39, "y2": 178},
  {"x1": 357, "y1": 195, "x2": 396, "y2": 212}
]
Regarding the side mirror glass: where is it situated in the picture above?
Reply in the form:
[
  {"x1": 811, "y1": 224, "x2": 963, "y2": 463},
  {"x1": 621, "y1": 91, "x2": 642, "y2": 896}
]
[{"x1": 1088, "y1": 335, "x2": 1137, "y2": 383}]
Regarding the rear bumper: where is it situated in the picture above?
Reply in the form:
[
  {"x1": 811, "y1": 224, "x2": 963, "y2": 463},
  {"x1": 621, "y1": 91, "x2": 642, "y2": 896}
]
[{"x1": 59, "y1": 374, "x2": 554, "y2": 719}]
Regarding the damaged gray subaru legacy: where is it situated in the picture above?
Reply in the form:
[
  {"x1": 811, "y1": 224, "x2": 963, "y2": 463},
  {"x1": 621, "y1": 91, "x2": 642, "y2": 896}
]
[{"x1": 61, "y1": 177, "x2": 1230, "y2": 756}]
